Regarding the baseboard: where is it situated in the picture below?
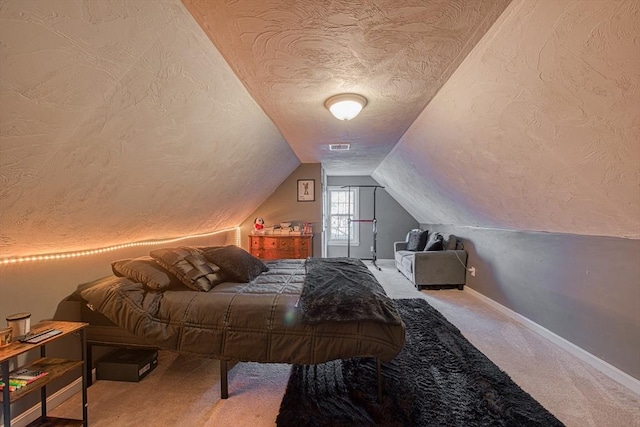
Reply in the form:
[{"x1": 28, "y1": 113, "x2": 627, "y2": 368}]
[
  {"x1": 2, "y1": 369, "x2": 95, "y2": 427},
  {"x1": 464, "y1": 287, "x2": 640, "y2": 395}
]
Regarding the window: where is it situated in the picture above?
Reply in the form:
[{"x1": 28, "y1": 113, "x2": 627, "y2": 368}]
[{"x1": 327, "y1": 186, "x2": 359, "y2": 245}]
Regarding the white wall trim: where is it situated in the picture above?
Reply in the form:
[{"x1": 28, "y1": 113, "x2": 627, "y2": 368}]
[
  {"x1": 465, "y1": 287, "x2": 640, "y2": 395},
  {"x1": 3, "y1": 375, "x2": 84, "y2": 427}
]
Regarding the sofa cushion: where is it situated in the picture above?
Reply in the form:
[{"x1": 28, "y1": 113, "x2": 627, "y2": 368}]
[
  {"x1": 444, "y1": 234, "x2": 458, "y2": 251},
  {"x1": 424, "y1": 232, "x2": 444, "y2": 251},
  {"x1": 406, "y1": 229, "x2": 428, "y2": 251}
]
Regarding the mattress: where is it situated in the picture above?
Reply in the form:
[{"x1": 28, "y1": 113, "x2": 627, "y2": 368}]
[{"x1": 76, "y1": 259, "x2": 405, "y2": 365}]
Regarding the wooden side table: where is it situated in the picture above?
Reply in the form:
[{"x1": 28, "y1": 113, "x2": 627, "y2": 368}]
[{"x1": 0, "y1": 320, "x2": 88, "y2": 427}]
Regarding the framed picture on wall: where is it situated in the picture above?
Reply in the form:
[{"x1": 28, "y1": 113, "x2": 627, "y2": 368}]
[{"x1": 297, "y1": 179, "x2": 315, "y2": 202}]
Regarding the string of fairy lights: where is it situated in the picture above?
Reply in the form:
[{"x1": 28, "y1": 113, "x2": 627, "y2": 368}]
[{"x1": 0, "y1": 227, "x2": 240, "y2": 266}]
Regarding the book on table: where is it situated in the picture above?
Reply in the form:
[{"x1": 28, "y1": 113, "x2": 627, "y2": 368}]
[{"x1": 0, "y1": 368, "x2": 48, "y2": 392}]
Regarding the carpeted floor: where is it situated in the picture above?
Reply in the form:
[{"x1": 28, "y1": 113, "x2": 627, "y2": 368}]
[
  {"x1": 47, "y1": 260, "x2": 639, "y2": 426},
  {"x1": 276, "y1": 298, "x2": 563, "y2": 426}
]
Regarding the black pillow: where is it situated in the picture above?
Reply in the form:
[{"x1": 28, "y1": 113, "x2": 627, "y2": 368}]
[
  {"x1": 424, "y1": 232, "x2": 444, "y2": 251},
  {"x1": 150, "y1": 246, "x2": 226, "y2": 292},
  {"x1": 201, "y1": 245, "x2": 268, "y2": 283},
  {"x1": 406, "y1": 229, "x2": 429, "y2": 251}
]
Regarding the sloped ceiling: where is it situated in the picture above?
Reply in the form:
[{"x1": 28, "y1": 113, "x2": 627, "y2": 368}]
[
  {"x1": 373, "y1": 0, "x2": 640, "y2": 238},
  {"x1": 183, "y1": 0, "x2": 511, "y2": 176},
  {"x1": 0, "y1": 0, "x2": 299, "y2": 258},
  {"x1": 0, "y1": 0, "x2": 638, "y2": 260}
]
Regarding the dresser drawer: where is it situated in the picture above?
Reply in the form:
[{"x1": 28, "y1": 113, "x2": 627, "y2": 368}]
[{"x1": 248, "y1": 235, "x2": 313, "y2": 259}]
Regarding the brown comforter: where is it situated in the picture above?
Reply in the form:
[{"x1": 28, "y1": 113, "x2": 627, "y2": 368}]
[{"x1": 79, "y1": 259, "x2": 405, "y2": 364}]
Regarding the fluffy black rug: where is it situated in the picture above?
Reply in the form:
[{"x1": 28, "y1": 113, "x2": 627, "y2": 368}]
[{"x1": 276, "y1": 298, "x2": 564, "y2": 427}]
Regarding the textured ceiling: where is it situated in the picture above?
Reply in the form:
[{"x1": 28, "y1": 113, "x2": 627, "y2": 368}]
[
  {"x1": 0, "y1": 0, "x2": 299, "y2": 258},
  {"x1": 0, "y1": 0, "x2": 638, "y2": 260},
  {"x1": 182, "y1": 0, "x2": 511, "y2": 175},
  {"x1": 373, "y1": 0, "x2": 640, "y2": 238}
]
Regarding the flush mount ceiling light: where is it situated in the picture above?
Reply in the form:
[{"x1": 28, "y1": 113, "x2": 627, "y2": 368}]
[{"x1": 325, "y1": 93, "x2": 367, "y2": 121}]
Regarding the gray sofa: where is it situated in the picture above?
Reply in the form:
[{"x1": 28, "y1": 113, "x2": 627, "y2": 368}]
[{"x1": 394, "y1": 230, "x2": 468, "y2": 290}]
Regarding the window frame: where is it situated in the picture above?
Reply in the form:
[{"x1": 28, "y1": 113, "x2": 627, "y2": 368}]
[{"x1": 327, "y1": 186, "x2": 359, "y2": 246}]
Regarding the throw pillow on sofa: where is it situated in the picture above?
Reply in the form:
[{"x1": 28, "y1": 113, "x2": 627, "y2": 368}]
[
  {"x1": 424, "y1": 232, "x2": 444, "y2": 251},
  {"x1": 406, "y1": 229, "x2": 429, "y2": 251},
  {"x1": 444, "y1": 234, "x2": 458, "y2": 251}
]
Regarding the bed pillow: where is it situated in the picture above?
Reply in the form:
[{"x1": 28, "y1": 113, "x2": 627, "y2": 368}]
[
  {"x1": 150, "y1": 247, "x2": 225, "y2": 292},
  {"x1": 406, "y1": 229, "x2": 428, "y2": 251},
  {"x1": 424, "y1": 232, "x2": 444, "y2": 251},
  {"x1": 201, "y1": 245, "x2": 268, "y2": 283},
  {"x1": 111, "y1": 256, "x2": 183, "y2": 290}
]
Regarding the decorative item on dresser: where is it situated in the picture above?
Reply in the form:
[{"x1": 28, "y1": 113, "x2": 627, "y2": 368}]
[{"x1": 249, "y1": 234, "x2": 313, "y2": 259}]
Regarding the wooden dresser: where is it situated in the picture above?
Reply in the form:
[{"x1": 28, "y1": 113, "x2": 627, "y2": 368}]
[{"x1": 248, "y1": 234, "x2": 313, "y2": 259}]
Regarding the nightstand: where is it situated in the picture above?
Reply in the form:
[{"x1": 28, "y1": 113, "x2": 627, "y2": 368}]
[{"x1": 1, "y1": 320, "x2": 88, "y2": 427}]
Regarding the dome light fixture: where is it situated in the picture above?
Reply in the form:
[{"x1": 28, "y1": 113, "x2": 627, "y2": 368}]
[{"x1": 325, "y1": 93, "x2": 367, "y2": 121}]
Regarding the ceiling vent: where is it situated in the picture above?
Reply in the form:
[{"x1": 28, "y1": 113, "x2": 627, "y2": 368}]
[{"x1": 329, "y1": 143, "x2": 350, "y2": 151}]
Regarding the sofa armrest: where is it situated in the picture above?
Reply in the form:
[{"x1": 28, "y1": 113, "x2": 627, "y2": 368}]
[
  {"x1": 394, "y1": 241, "x2": 408, "y2": 252},
  {"x1": 412, "y1": 250, "x2": 468, "y2": 286}
]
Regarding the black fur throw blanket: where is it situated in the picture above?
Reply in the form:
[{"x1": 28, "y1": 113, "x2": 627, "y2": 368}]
[{"x1": 299, "y1": 257, "x2": 402, "y2": 325}]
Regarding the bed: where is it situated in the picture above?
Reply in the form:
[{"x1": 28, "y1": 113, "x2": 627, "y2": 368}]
[{"x1": 70, "y1": 245, "x2": 406, "y2": 399}]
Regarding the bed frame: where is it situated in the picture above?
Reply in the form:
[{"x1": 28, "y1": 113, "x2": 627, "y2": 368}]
[
  {"x1": 86, "y1": 338, "x2": 383, "y2": 401},
  {"x1": 69, "y1": 257, "x2": 403, "y2": 402},
  {"x1": 75, "y1": 298, "x2": 386, "y2": 401}
]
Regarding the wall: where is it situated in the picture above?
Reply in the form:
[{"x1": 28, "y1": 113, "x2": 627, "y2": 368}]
[
  {"x1": 240, "y1": 164, "x2": 323, "y2": 258},
  {"x1": 423, "y1": 223, "x2": 640, "y2": 381},
  {"x1": 0, "y1": 229, "x2": 237, "y2": 420},
  {"x1": 326, "y1": 176, "x2": 418, "y2": 259},
  {"x1": 0, "y1": 231, "x2": 237, "y2": 325}
]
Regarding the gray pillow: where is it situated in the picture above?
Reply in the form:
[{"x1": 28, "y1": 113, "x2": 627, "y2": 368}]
[
  {"x1": 111, "y1": 256, "x2": 183, "y2": 290},
  {"x1": 150, "y1": 247, "x2": 225, "y2": 292},
  {"x1": 406, "y1": 229, "x2": 429, "y2": 251},
  {"x1": 444, "y1": 235, "x2": 458, "y2": 251},
  {"x1": 201, "y1": 245, "x2": 268, "y2": 283}
]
